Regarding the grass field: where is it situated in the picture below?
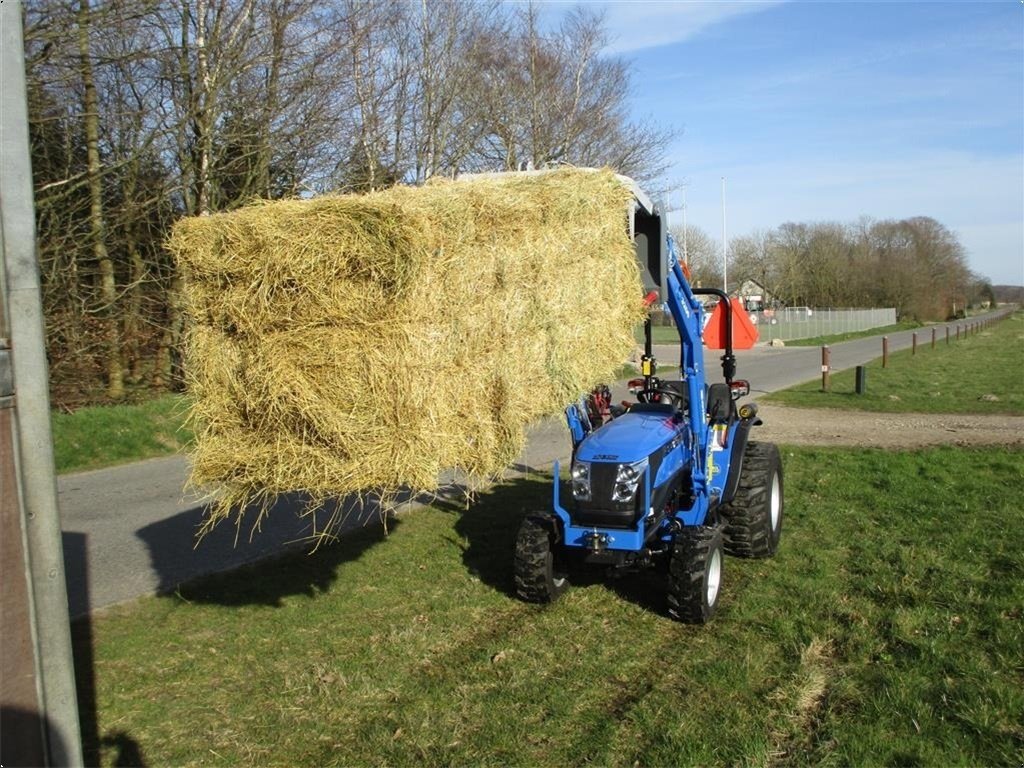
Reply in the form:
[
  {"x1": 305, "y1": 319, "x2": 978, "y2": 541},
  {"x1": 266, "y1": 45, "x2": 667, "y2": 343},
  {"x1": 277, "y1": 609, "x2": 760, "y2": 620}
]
[
  {"x1": 80, "y1": 444, "x2": 1024, "y2": 767},
  {"x1": 51, "y1": 394, "x2": 192, "y2": 473},
  {"x1": 635, "y1": 324, "x2": 683, "y2": 345},
  {"x1": 766, "y1": 311, "x2": 1024, "y2": 414}
]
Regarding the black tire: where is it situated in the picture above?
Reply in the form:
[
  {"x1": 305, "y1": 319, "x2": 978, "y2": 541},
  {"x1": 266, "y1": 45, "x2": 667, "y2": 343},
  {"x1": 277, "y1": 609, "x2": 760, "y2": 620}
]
[
  {"x1": 721, "y1": 441, "x2": 783, "y2": 558},
  {"x1": 514, "y1": 515, "x2": 569, "y2": 603},
  {"x1": 667, "y1": 524, "x2": 724, "y2": 624}
]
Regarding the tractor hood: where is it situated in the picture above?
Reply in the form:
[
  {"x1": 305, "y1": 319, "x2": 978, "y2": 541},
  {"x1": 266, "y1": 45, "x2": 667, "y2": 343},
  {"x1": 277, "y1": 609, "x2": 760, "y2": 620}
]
[{"x1": 575, "y1": 410, "x2": 685, "y2": 465}]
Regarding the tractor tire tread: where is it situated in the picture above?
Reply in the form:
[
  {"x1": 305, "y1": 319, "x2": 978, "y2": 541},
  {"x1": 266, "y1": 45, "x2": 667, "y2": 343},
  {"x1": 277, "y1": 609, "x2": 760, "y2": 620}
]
[
  {"x1": 667, "y1": 524, "x2": 723, "y2": 624},
  {"x1": 514, "y1": 516, "x2": 566, "y2": 603},
  {"x1": 720, "y1": 441, "x2": 783, "y2": 559}
]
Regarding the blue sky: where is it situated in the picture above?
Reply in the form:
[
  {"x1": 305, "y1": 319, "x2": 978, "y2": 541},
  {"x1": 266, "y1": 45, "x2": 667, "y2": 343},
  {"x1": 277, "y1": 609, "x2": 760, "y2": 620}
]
[{"x1": 576, "y1": 1, "x2": 1023, "y2": 285}]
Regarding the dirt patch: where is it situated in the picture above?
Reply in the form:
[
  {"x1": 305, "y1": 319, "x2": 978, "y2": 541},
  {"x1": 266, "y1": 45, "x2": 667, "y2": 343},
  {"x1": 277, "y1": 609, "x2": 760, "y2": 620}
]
[{"x1": 756, "y1": 404, "x2": 1024, "y2": 449}]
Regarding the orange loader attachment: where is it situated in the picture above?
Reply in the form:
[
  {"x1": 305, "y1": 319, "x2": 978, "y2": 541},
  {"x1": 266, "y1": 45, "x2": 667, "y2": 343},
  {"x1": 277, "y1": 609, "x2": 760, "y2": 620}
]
[{"x1": 703, "y1": 299, "x2": 759, "y2": 350}]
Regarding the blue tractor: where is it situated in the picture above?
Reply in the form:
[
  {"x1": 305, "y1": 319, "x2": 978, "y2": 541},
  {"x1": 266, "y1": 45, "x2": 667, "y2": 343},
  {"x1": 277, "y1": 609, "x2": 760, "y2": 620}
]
[{"x1": 513, "y1": 177, "x2": 783, "y2": 623}]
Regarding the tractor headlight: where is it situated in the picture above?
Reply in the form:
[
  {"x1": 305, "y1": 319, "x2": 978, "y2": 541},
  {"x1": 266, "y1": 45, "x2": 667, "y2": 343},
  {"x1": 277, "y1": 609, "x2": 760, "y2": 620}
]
[
  {"x1": 612, "y1": 458, "x2": 648, "y2": 503},
  {"x1": 571, "y1": 460, "x2": 591, "y2": 501}
]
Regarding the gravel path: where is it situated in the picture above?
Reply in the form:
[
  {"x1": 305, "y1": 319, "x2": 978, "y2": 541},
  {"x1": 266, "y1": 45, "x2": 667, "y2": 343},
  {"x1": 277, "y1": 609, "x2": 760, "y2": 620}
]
[{"x1": 756, "y1": 403, "x2": 1024, "y2": 449}]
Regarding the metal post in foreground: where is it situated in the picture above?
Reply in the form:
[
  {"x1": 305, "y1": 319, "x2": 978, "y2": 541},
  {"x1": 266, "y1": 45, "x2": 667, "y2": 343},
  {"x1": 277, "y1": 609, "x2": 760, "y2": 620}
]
[
  {"x1": 882, "y1": 336, "x2": 889, "y2": 368},
  {"x1": 0, "y1": 2, "x2": 83, "y2": 764},
  {"x1": 821, "y1": 345, "x2": 831, "y2": 392},
  {"x1": 931, "y1": 327, "x2": 936, "y2": 349},
  {"x1": 855, "y1": 365, "x2": 867, "y2": 395},
  {"x1": 946, "y1": 326, "x2": 950, "y2": 345},
  {"x1": 912, "y1": 332, "x2": 917, "y2": 356}
]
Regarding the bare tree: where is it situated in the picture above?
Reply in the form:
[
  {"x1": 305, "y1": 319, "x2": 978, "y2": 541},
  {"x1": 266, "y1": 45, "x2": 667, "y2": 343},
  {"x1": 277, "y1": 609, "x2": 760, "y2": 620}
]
[
  {"x1": 465, "y1": 4, "x2": 672, "y2": 182},
  {"x1": 671, "y1": 224, "x2": 722, "y2": 288},
  {"x1": 405, "y1": 0, "x2": 500, "y2": 181}
]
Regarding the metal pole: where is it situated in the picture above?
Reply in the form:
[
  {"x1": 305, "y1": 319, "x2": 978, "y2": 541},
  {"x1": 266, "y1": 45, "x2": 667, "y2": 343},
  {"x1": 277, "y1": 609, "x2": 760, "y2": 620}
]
[
  {"x1": 882, "y1": 336, "x2": 889, "y2": 368},
  {"x1": 681, "y1": 186, "x2": 688, "y2": 269},
  {"x1": 721, "y1": 176, "x2": 727, "y2": 293},
  {"x1": 912, "y1": 332, "x2": 917, "y2": 356},
  {"x1": 931, "y1": 327, "x2": 936, "y2": 349},
  {"x1": 821, "y1": 346, "x2": 831, "y2": 392},
  {"x1": 0, "y1": 3, "x2": 83, "y2": 764}
]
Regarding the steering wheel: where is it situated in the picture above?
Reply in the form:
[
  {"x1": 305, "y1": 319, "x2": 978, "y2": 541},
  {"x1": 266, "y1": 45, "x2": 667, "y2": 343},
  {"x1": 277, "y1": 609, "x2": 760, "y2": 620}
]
[{"x1": 636, "y1": 387, "x2": 686, "y2": 409}]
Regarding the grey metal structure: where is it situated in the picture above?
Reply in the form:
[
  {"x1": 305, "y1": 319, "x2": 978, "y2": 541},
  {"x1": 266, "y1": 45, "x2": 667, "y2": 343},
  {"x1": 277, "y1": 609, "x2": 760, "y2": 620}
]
[{"x1": 1, "y1": 2, "x2": 84, "y2": 764}]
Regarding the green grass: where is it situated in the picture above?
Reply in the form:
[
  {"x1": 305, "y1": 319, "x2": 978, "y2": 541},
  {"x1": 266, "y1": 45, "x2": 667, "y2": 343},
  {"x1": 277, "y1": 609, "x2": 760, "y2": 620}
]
[
  {"x1": 766, "y1": 312, "x2": 1024, "y2": 414},
  {"x1": 781, "y1": 321, "x2": 922, "y2": 347},
  {"x1": 51, "y1": 394, "x2": 192, "y2": 474},
  {"x1": 81, "y1": 445, "x2": 1023, "y2": 766},
  {"x1": 635, "y1": 324, "x2": 683, "y2": 345}
]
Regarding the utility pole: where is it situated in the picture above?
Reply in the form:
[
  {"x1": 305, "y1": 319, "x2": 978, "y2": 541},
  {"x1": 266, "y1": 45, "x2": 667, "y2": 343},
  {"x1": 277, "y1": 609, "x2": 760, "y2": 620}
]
[
  {"x1": 721, "y1": 176, "x2": 728, "y2": 293},
  {"x1": 1, "y1": 2, "x2": 84, "y2": 765},
  {"x1": 681, "y1": 186, "x2": 688, "y2": 269}
]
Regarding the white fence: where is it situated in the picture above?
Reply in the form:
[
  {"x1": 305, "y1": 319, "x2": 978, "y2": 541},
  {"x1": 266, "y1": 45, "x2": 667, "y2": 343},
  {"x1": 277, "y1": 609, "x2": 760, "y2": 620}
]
[{"x1": 753, "y1": 307, "x2": 897, "y2": 342}]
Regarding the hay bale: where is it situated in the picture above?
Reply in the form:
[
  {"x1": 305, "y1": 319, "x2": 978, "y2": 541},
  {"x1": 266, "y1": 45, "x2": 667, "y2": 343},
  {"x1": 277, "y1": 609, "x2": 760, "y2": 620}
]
[{"x1": 169, "y1": 168, "x2": 646, "y2": 537}]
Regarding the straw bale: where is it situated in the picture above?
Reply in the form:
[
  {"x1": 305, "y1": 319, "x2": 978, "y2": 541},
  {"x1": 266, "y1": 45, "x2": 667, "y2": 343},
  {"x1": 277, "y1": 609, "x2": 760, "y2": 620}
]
[{"x1": 169, "y1": 168, "x2": 646, "y2": 538}]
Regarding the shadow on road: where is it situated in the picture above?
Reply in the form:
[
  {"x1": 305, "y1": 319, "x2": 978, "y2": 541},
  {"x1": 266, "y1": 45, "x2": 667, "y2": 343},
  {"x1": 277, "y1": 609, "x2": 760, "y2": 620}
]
[{"x1": 138, "y1": 493, "x2": 401, "y2": 608}]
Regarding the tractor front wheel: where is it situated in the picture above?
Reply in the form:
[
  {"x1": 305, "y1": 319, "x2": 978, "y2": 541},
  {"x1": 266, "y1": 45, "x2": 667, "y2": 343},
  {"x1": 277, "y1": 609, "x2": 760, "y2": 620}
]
[
  {"x1": 667, "y1": 525, "x2": 724, "y2": 624},
  {"x1": 514, "y1": 515, "x2": 569, "y2": 603}
]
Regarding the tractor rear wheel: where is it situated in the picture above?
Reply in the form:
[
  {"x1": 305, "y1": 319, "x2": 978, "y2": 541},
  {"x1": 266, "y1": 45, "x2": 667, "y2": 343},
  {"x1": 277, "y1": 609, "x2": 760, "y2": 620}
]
[
  {"x1": 667, "y1": 524, "x2": 724, "y2": 624},
  {"x1": 514, "y1": 515, "x2": 568, "y2": 603},
  {"x1": 721, "y1": 441, "x2": 783, "y2": 558}
]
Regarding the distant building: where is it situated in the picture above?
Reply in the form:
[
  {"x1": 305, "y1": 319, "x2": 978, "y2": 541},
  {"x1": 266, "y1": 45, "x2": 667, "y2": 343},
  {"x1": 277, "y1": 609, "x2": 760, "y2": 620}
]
[
  {"x1": 733, "y1": 279, "x2": 780, "y2": 313},
  {"x1": 731, "y1": 279, "x2": 794, "y2": 325}
]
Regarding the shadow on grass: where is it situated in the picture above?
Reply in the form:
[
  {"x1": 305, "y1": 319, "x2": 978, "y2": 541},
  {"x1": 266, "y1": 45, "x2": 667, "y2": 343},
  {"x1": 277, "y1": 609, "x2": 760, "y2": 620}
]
[
  {"x1": 169, "y1": 511, "x2": 401, "y2": 608},
  {"x1": 132, "y1": 492, "x2": 403, "y2": 609},
  {"x1": 65, "y1": 532, "x2": 147, "y2": 767},
  {"x1": 445, "y1": 474, "x2": 672, "y2": 617}
]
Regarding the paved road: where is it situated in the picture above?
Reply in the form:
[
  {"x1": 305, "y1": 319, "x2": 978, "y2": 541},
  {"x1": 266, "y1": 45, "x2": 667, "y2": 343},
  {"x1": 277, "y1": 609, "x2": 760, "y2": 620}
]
[{"x1": 60, "y1": 310, "x2": 1010, "y2": 616}]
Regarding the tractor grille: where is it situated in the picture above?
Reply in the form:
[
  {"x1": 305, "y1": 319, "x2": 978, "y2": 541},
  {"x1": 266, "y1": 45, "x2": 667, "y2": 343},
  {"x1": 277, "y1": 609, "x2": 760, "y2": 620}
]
[{"x1": 571, "y1": 462, "x2": 640, "y2": 529}]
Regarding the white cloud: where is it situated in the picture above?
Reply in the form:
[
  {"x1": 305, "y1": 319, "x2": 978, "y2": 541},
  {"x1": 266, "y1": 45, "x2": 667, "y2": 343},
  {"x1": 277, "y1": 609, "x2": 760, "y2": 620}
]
[{"x1": 596, "y1": 1, "x2": 783, "y2": 54}]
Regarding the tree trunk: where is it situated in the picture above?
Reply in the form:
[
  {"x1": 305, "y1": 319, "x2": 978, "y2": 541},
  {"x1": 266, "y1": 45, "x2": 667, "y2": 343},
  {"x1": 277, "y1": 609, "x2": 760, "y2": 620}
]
[{"x1": 77, "y1": 0, "x2": 123, "y2": 399}]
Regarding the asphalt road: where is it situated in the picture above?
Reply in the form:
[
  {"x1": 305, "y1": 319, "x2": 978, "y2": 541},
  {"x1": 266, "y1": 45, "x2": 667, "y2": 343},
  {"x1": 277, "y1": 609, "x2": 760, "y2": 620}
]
[{"x1": 59, "y1": 311, "x2": 1009, "y2": 616}]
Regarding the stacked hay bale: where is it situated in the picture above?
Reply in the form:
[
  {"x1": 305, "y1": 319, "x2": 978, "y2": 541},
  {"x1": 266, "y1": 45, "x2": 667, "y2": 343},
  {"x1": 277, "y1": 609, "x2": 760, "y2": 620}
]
[{"x1": 169, "y1": 168, "x2": 646, "y2": 536}]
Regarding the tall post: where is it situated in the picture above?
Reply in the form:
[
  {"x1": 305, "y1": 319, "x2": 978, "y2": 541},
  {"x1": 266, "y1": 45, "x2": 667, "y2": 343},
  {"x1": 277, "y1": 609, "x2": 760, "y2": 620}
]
[
  {"x1": 721, "y1": 176, "x2": 727, "y2": 293},
  {"x1": 681, "y1": 186, "x2": 688, "y2": 269},
  {"x1": 0, "y1": 2, "x2": 83, "y2": 765},
  {"x1": 821, "y1": 346, "x2": 831, "y2": 392},
  {"x1": 912, "y1": 332, "x2": 917, "y2": 356},
  {"x1": 931, "y1": 327, "x2": 936, "y2": 349},
  {"x1": 882, "y1": 336, "x2": 889, "y2": 368}
]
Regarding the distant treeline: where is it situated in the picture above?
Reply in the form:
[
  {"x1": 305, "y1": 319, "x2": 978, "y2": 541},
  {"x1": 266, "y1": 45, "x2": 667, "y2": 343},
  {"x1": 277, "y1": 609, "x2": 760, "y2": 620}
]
[
  {"x1": 676, "y1": 217, "x2": 995, "y2": 320},
  {"x1": 992, "y1": 285, "x2": 1024, "y2": 304}
]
